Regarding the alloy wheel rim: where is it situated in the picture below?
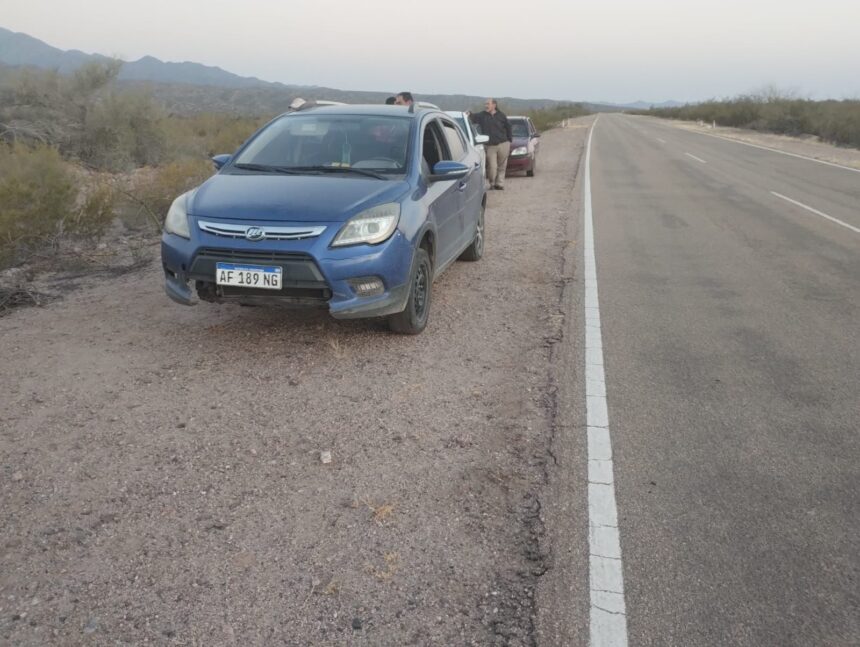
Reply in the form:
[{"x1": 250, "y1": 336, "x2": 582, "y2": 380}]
[{"x1": 475, "y1": 209, "x2": 484, "y2": 254}]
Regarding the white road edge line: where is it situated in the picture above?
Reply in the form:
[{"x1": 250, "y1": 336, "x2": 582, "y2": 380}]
[
  {"x1": 694, "y1": 130, "x2": 860, "y2": 174},
  {"x1": 685, "y1": 152, "x2": 707, "y2": 164},
  {"x1": 584, "y1": 115, "x2": 629, "y2": 647},
  {"x1": 771, "y1": 191, "x2": 860, "y2": 234}
]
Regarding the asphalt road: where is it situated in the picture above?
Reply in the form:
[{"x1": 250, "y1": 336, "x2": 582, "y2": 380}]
[{"x1": 579, "y1": 114, "x2": 859, "y2": 646}]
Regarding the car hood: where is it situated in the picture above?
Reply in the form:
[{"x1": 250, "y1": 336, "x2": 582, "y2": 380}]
[{"x1": 188, "y1": 173, "x2": 410, "y2": 222}]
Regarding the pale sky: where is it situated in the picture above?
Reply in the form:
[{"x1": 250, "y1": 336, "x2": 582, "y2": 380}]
[{"x1": 3, "y1": 0, "x2": 859, "y2": 103}]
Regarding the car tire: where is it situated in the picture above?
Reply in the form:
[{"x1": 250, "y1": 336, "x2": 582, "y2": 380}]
[
  {"x1": 526, "y1": 157, "x2": 536, "y2": 177},
  {"x1": 388, "y1": 248, "x2": 432, "y2": 334},
  {"x1": 458, "y1": 202, "x2": 485, "y2": 262}
]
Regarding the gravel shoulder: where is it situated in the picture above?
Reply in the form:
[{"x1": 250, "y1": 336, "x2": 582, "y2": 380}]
[{"x1": 1, "y1": 121, "x2": 590, "y2": 646}]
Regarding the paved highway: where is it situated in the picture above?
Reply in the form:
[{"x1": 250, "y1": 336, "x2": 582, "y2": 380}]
[{"x1": 568, "y1": 113, "x2": 859, "y2": 646}]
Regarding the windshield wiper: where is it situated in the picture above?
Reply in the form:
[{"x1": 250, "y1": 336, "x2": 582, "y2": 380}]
[
  {"x1": 288, "y1": 166, "x2": 387, "y2": 180},
  {"x1": 232, "y1": 163, "x2": 303, "y2": 175}
]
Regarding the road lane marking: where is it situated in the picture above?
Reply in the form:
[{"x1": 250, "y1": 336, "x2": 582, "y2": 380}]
[
  {"x1": 685, "y1": 152, "x2": 707, "y2": 164},
  {"x1": 771, "y1": 191, "x2": 860, "y2": 234},
  {"x1": 584, "y1": 115, "x2": 629, "y2": 647},
  {"x1": 694, "y1": 130, "x2": 860, "y2": 174}
]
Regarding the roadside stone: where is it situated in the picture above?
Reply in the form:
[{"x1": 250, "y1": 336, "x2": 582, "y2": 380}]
[
  {"x1": 83, "y1": 618, "x2": 98, "y2": 634},
  {"x1": 320, "y1": 451, "x2": 332, "y2": 464},
  {"x1": 351, "y1": 617, "x2": 362, "y2": 630}
]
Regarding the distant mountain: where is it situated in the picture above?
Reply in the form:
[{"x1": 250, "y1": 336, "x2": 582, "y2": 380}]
[
  {"x1": 0, "y1": 25, "x2": 610, "y2": 115},
  {"x1": 0, "y1": 26, "x2": 280, "y2": 89}
]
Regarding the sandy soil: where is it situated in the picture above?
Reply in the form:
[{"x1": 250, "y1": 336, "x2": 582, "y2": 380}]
[{"x1": 0, "y1": 122, "x2": 591, "y2": 645}]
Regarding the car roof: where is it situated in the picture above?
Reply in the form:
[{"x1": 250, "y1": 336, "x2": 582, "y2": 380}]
[
  {"x1": 509, "y1": 115, "x2": 530, "y2": 120},
  {"x1": 280, "y1": 104, "x2": 436, "y2": 119}
]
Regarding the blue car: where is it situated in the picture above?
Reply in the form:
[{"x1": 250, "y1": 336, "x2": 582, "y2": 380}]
[{"x1": 161, "y1": 104, "x2": 487, "y2": 334}]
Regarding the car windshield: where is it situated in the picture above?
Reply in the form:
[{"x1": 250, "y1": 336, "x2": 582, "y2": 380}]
[
  {"x1": 510, "y1": 120, "x2": 529, "y2": 137},
  {"x1": 232, "y1": 114, "x2": 411, "y2": 174}
]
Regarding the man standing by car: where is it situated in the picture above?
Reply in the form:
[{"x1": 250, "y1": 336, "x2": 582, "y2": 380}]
[
  {"x1": 394, "y1": 92, "x2": 414, "y2": 107},
  {"x1": 470, "y1": 98, "x2": 512, "y2": 190}
]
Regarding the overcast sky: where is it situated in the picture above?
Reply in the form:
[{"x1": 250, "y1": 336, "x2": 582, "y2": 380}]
[{"x1": 4, "y1": 0, "x2": 859, "y2": 103}]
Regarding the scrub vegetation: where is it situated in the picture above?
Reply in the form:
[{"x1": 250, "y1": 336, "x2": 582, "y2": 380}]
[
  {"x1": 0, "y1": 62, "x2": 265, "y2": 270},
  {"x1": 642, "y1": 90, "x2": 860, "y2": 148},
  {"x1": 525, "y1": 103, "x2": 591, "y2": 132},
  {"x1": 0, "y1": 59, "x2": 588, "y2": 273}
]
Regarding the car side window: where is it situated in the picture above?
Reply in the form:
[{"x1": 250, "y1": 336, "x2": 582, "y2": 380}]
[
  {"x1": 441, "y1": 120, "x2": 467, "y2": 161},
  {"x1": 422, "y1": 120, "x2": 449, "y2": 174}
]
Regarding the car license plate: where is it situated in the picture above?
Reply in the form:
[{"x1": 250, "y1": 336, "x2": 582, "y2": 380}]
[{"x1": 215, "y1": 262, "x2": 282, "y2": 290}]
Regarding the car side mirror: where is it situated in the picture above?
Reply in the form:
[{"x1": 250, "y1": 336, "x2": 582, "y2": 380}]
[
  {"x1": 474, "y1": 134, "x2": 489, "y2": 145},
  {"x1": 429, "y1": 160, "x2": 469, "y2": 182},
  {"x1": 533, "y1": 132, "x2": 541, "y2": 138},
  {"x1": 212, "y1": 154, "x2": 232, "y2": 170}
]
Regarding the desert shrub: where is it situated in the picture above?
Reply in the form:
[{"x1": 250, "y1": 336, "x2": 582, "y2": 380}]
[
  {"x1": 124, "y1": 159, "x2": 214, "y2": 231},
  {"x1": 1, "y1": 62, "x2": 170, "y2": 170},
  {"x1": 0, "y1": 144, "x2": 76, "y2": 266},
  {"x1": 526, "y1": 103, "x2": 591, "y2": 131},
  {"x1": 643, "y1": 92, "x2": 860, "y2": 148},
  {"x1": 80, "y1": 91, "x2": 167, "y2": 170},
  {"x1": 160, "y1": 112, "x2": 268, "y2": 159},
  {"x1": 68, "y1": 182, "x2": 117, "y2": 238}
]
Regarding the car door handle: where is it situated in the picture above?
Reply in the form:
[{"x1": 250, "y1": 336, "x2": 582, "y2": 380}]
[{"x1": 457, "y1": 181, "x2": 467, "y2": 191}]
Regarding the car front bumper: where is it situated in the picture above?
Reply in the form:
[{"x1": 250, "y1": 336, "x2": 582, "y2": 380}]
[
  {"x1": 161, "y1": 219, "x2": 414, "y2": 320},
  {"x1": 506, "y1": 154, "x2": 533, "y2": 172}
]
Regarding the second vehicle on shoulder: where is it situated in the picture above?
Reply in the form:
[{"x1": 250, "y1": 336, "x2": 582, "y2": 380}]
[
  {"x1": 446, "y1": 110, "x2": 490, "y2": 181},
  {"x1": 506, "y1": 116, "x2": 540, "y2": 177}
]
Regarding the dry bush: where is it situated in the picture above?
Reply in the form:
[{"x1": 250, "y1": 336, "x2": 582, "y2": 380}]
[
  {"x1": 161, "y1": 112, "x2": 268, "y2": 159},
  {"x1": 0, "y1": 144, "x2": 120, "y2": 267},
  {"x1": 643, "y1": 91, "x2": 860, "y2": 148},
  {"x1": 69, "y1": 182, "x2": 117, "y2": 238},
  {"x1": 123, "y1": 159, "x2": 214, "y2": 231},
  {"x1": 0, "y1": 144, "x2": 76, "y2": 266}
]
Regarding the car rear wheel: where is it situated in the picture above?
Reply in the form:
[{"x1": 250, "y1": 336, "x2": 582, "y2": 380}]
[
  {"x1": 388, "y1": 248, "x2": 432, "y2": 334},
  {"x1": 459, "y1": 202, "x2": 485, "y2": 262}
]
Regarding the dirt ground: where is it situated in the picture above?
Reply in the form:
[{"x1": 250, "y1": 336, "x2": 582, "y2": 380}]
[{"x1": 0, "y1": 122, "x2": 590, "y2": 646}]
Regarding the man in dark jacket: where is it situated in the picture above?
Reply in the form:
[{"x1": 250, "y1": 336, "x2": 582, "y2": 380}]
[{"x1": 469, "y1": 98, "x2": 513, "y2": 189}]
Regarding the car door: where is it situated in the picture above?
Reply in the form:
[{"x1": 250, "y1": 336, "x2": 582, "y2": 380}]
[
  {"x1": 440, "y1": 118, "x2": 480, "y2": 252},
  {"x1": 421, "y1": 118, "x2": 462, "y2": 267}
]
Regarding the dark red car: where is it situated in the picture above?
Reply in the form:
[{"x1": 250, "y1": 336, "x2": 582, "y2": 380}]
[{"x1": 506, "y1": 116, "x2": 540, "y2": 177}]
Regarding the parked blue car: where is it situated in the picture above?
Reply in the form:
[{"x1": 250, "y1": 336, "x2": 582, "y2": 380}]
[{"x1": 161, "y1": 105, "x2": 487, "y2": 333}]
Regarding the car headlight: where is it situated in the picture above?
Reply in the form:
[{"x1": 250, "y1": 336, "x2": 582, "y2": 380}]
[
  {"x1": 331, "y1": 203, "x2": 400, "y2": 247},
  {"x1": 164, "y1": 192, "x2": 191, "y2": 239},
  {"x1": 511, "y1": 146, "x2": 528, "y2": 156}
]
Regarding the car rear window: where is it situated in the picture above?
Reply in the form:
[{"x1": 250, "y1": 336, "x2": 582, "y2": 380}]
[{"x1": 510, "y1": 120, "x2": 529, "y2": 138}]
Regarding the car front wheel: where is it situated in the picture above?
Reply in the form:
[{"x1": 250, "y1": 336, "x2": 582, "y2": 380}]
[{"x1": 388, "y1": 248, "x2": 432, "y2": 334}]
